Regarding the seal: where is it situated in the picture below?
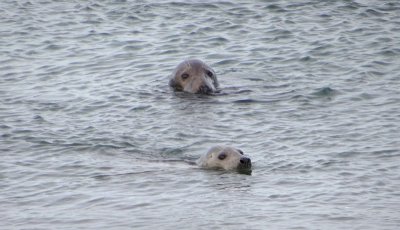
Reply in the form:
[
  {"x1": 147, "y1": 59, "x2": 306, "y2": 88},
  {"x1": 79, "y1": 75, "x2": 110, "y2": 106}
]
[
  {"x1": 196, "y1": 145, "x2": 252, "y2": 172},
  {"x1": 169, "y1": 59, "x2": 219, "y2": 94}
]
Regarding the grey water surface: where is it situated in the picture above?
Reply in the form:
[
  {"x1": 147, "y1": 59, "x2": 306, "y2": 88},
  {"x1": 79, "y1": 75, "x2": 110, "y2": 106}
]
[{"x1": 1, "y1": 0, "x2": 400, "y2": 229}]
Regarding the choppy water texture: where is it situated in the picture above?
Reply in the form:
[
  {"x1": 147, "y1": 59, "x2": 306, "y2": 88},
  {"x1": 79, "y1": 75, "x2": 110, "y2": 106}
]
[{"x1": 1, "y1": 0, "x2": 400, "y2": 229}]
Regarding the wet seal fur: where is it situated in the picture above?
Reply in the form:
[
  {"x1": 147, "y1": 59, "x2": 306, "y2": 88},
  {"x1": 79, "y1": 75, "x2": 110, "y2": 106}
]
[
  {"x1": 196, "y1": 145, "x2": 252, "y2": 173},
  {"x1": 169, "y1": 59, "x2": 219, "y2": 94}
]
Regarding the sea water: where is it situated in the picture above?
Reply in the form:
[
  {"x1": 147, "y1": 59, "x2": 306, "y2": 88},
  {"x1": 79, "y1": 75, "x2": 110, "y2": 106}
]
[{"x1": 1, "y1": 1, "x2": 399, "y2": 229}]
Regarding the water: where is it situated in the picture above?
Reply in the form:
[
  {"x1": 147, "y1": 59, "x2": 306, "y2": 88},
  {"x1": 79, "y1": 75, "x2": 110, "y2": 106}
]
[{"x1": 1, "y1": 0, "x2": 400, "y2": 229}]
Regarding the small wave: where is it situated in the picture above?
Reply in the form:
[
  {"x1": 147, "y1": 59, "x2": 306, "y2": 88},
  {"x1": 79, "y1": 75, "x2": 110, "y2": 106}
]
[
  {"x1": 232, "y1": 99, "x2": 274, "y2": 104},
  {"x1": 299, "y1": 56, "x2": 313, "y2": 62},
  {"x1": 364, "y1": 8, "x2": 385, "y2": 17},
  {"x1": 215, "y1": 59, "x2": 237, "y2": 65},
  {"x1": 33, "y1": 115, "x2": 45, "y2": 121},
  {"x1": 311, "y1": 87, "x2": 339, "y2": 98},
  {"x1": 159, "y1": 147, "x2": 185, "y2": 156},
  {"x1": 378, "y1": 49, "x2": 399, "y2": 57},
  {"x1": 130, "y1": 105, "x2": 151, "y2": 111},
  {"x1": 264, "y1": 4, "x2": 287, "y2": 13}
]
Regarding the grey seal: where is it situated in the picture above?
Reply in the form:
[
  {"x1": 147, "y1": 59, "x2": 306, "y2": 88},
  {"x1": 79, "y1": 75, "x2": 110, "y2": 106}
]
[{"x1": 169, "y1": 59, "x2": 219, "y2": 94}]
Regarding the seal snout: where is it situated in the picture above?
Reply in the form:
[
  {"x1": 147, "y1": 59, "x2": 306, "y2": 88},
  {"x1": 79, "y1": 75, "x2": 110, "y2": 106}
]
[
  {"x1": 239, "y1": 157, "x2": 251, "y2": 168},
  {"x1": 198, "y1": 85, "x2": 213, "y2": 94}
]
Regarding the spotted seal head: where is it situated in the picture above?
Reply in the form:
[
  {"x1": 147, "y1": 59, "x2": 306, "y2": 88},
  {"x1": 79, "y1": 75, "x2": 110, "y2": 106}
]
[
  {"x1": 169, "y1": 59, "x2": 219, "y2": 94},
  {"x1": 196, "y1": 145, "x2": 252, "y2": 172}
]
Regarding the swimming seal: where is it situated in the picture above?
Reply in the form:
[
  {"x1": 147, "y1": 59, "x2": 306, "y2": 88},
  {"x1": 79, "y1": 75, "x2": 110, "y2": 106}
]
[
  {"x1": 169, "y1": 59, "x2": 219, "y2": 94},
  {"x1": 196, "y1": 145, "x2": 252, "y2": 172}
]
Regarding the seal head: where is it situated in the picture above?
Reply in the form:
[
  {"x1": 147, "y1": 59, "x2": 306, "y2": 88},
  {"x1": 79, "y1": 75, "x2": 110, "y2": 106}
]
[
  {"x1": 196, "y1": 145, "x2": 252, "y2": 172},
  {"x1": 169, "y1": 59, "x2": 219, "y2": 94}
]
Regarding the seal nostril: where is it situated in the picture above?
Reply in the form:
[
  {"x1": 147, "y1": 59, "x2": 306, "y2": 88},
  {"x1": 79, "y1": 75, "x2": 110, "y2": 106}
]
[
  {"x1": 199, "y1": 85, "x2": 212, "y2": 94},
  {"x1": 240, "y1": 157, "x2": 251, "y2": 165}
]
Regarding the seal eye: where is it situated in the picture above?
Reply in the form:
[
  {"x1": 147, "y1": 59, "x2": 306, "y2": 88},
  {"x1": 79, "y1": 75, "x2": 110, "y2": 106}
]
[
  {"x1": 181, "y1": 73, "x2": 189, "y2": 80},
  {"x1": 238, "y1": 149, "x2": 244, "y2": 155},
  {"x1": 206, "y1": 70, "x2": 213, "y2": 78},
  {"x1": 218, "y1": 153, "x2": 227, "y2": 160}
]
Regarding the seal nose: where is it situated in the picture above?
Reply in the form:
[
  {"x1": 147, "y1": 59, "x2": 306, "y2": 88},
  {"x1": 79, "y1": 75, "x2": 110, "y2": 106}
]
[
  {"x1": 198, "y1": 85, "x2": 213, "y2": 94},
  {"x1": 239, "y1": 157, "x2": 251, "y2": 166}
]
